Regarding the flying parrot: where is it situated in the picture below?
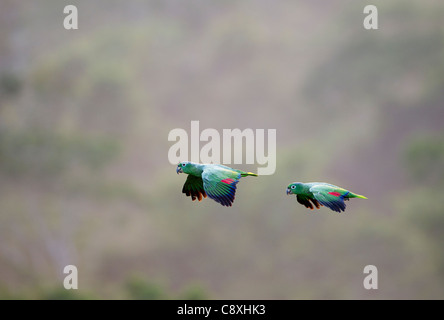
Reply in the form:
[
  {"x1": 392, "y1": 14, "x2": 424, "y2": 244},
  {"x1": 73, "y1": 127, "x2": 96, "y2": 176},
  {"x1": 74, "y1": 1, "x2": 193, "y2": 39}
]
[
  {"x1": 286, "y1": 182, "x2": 367, "y2": 212},
  {"x1": 176, "y1": 161, "x2": 258, "y2": 207}
]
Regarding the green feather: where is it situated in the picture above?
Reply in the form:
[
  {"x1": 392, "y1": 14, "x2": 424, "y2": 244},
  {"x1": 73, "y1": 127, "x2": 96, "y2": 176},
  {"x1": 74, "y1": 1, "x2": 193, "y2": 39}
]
[{"x1": 177, "y1": 162, "x2": 257, "y2": 207}]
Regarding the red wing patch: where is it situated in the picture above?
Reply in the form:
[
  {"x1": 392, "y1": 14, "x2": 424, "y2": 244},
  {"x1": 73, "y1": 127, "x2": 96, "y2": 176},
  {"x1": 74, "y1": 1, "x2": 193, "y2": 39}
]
[
  {"x1": 328, "y1": 192, "x2": 341, "y2": 197},
  {"x1": 221, "y1": 178, "x2": 235, "y2": 185}
]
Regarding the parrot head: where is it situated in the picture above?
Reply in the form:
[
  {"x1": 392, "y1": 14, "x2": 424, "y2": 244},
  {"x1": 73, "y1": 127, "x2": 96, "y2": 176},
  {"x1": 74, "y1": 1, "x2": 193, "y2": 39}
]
[
  {"x1": 286, "y1": 182, "x2": 302, "y2": 195},
  {"x1": 176, "y1": 161, "x2": 192, "y2": 174}
]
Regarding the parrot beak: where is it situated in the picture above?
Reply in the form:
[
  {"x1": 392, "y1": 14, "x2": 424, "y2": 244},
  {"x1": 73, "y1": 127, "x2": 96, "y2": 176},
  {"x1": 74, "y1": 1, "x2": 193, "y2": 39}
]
[
  {"x1": 286, "y1": 188, "x2": 291, "y2": 195},
  {"x1": 176, "y1": 166, "x2": 182, "y2": 174}
]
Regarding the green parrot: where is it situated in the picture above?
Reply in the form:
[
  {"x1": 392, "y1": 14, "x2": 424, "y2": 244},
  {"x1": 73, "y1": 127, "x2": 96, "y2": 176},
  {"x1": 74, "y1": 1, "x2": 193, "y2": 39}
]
[
  {"x1": 176, "y1": 161, "x2": 258, "y2": 207},
  {"x1": 286, "y1": 182, "x2": 367, "y2": 212}
]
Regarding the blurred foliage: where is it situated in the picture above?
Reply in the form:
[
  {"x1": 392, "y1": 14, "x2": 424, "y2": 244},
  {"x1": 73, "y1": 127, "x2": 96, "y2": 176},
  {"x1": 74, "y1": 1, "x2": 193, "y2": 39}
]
[
  {"x1": 125, "y1": 276, "x2": 208, "y2": 300},
  {"x1": 41, "y1": 287, "x2": 96, "y2": 300},
  {"x1": 0, "y1": 276, "x2": 208, "y2": 300},
  {"x1": 178, "y1": 285, "x2": 208, "y2": 300},
  {"x1": 400, "y1": 134, "x2": 444, "y2": 284}
]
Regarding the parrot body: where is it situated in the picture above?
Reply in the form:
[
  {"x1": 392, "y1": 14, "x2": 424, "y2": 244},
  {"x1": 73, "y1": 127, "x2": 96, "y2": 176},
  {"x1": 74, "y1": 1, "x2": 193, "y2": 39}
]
[
  {"x1": 176, "y1": 161, "x2": 257, "y2": 207},
  {"x1": 286, "y1": 182, "x2": 367, "y2": 212}
]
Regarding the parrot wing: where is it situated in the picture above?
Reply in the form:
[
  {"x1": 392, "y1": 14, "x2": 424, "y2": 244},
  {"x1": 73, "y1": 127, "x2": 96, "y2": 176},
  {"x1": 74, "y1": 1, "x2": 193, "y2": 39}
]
[
  {"x1": 182, "y1": 175, "x2": 207, "y2": 202},
  {"x1": 309, "y1": 185, "x2": 350, "y2": 213},
  {"x1": 296, "y1": 194, "x2": 322, "y2": 210},
  {"x1": 201, "y1": 166, "x2": 241, "y2": 207}
]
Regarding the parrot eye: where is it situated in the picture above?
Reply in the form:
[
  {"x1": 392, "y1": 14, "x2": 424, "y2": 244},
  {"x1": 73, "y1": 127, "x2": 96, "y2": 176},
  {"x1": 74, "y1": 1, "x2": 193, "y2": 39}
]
[
  {"x1": 182, "y1": 163, "x2": 186, "y2": 167},
  {"x1": 291, "y1": 185, "x2": 296, "y2": 189}
]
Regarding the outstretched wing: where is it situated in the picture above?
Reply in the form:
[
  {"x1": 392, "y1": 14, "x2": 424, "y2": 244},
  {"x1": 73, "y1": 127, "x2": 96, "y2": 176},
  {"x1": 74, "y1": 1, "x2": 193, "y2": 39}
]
[
  {"x1": 182, "y1": 175, "x2": 207, "y2": 202},
  {"x1": 296, "y1": 194, "x2": 322, "y2": 210},
  {"x1": 309, "y1": 185, "x2": 350, "y2": 213},
  {"x1": 202, "y1": 167, "x2": 241, "y2": 207}
]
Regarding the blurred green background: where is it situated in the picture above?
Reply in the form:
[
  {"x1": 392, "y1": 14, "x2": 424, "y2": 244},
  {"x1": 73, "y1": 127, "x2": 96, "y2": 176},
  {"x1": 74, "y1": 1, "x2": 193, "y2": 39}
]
[{"x1": 1, "y1": 0, "x2": 444, "y2": 299}]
